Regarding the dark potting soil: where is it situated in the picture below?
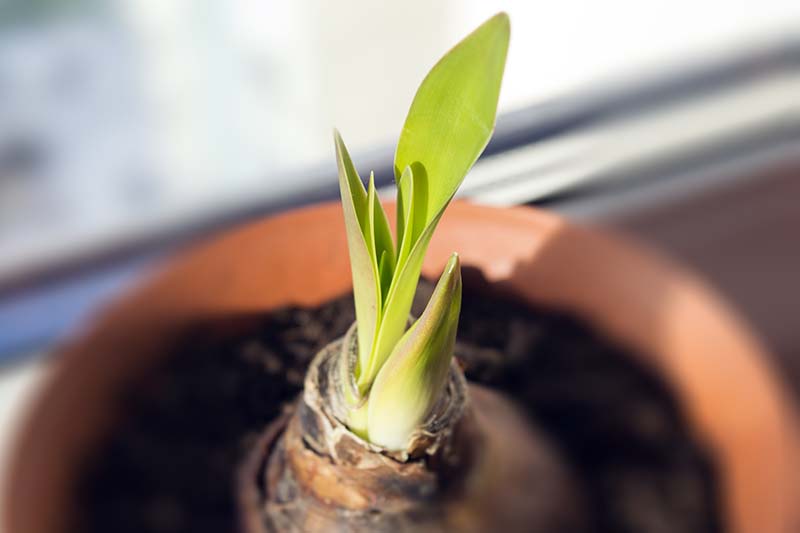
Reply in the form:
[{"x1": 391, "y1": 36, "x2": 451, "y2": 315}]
[{"x1": 76, "y1": 273, "x2": 722, "y2": 533}]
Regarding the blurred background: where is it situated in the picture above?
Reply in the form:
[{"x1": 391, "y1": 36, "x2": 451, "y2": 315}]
[{"x1": 0, "y1": 0, "x2": 799, "y2": 501}]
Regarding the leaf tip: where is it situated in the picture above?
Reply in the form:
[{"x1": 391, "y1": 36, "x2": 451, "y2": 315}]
[
  {"x1": 492, "y1": 11, "x2": 510, "y2": 29},
  {"x1": 444, "y1": 252, "x2": 460, "y2": 276}
]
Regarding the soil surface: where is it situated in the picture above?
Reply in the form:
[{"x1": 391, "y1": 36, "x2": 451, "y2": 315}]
[{"x1": 77, "y1": 273, "x2": 722, "y2": 533}]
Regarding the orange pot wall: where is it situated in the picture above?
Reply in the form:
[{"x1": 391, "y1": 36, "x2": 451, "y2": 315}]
[{"x1": 5, "y1": 201, "x2": 799, "y2": 533}]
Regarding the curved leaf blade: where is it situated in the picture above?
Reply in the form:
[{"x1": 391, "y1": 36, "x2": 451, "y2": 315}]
[
  {"x1": 367, "y1": 254, "x2": 462, "y2": 450},
  {"x1": 334, "y1": 130, "x2": 378, "y2": 375},
  {"x1": 368, "y1": 171, "x2": 396, "y2": 299},
  {"x1": 394, "y1": 12, "x2": 510, "y2": 229},
  {"x1": 358, "y1": 205, "x2": 446, "y2": 389},
  {"x1": 395, "y1": 165, "x2": 417, "y2": 270}
]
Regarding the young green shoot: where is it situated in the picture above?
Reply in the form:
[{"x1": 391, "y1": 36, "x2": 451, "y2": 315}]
[{"x1": 335, "y1": 13, "x2": 509, "y2": 449}]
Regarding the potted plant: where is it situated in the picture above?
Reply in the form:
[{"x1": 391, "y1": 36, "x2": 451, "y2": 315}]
[{"x1": 5, "y1": 12, "x2": 799, "y2": 533}]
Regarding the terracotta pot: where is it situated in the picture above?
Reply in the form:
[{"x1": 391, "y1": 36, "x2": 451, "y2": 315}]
[{"x1": 4, "y1": 201, "x2": 799, "y2": 533}]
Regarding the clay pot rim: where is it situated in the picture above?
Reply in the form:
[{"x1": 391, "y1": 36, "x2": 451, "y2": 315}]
[{"x1": 4, "y1": 200, "x2": 799, "y2": 533}]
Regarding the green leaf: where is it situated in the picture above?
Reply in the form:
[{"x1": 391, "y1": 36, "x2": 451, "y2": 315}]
[
  {"x1": 368, "y1": 171, "x2": 395, "y2": 300},
  {"x1": 356, "y1": 12, "x2": 509, "y2": 391},
  {"x1": 367, "y1": 254, "x2": 462, "y2": 450},
  {"x1": 394, "y1": 12, "x2": 509, "y2": 230},
  {"x1": 408, "y1": 163, "x2": 428, "y2": 250},
  {"x1": 335, "y1": 13, "x2": 511, "y2": 433},
  {"x1": 378, "y1": 251, "x2": 392, "y2": 304},
  {"x1": 334, "y1": 130, "x2": 378, "y2": 376},
  {"x1": 394, "y1": 166, "x2": 418, "y2": 271},
  {"x1": 395, "y1": 166, "x2": 413, "y2": 268},
  {"x1": 358, "y1": 206, "x2": 446, "y2": 389}
]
